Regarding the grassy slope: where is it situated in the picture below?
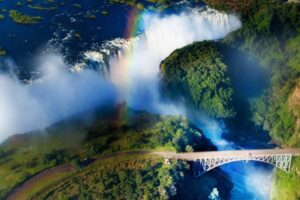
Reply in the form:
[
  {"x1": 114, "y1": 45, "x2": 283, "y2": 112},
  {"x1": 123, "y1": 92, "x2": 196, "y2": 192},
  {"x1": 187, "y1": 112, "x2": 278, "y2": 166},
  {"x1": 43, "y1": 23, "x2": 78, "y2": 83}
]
[
  {"x1": 204, "y1": 0, "x2": 300, "y2": 199},
  {"x1": 0, "y1": 107, "x2": 212, "y2": 199}
]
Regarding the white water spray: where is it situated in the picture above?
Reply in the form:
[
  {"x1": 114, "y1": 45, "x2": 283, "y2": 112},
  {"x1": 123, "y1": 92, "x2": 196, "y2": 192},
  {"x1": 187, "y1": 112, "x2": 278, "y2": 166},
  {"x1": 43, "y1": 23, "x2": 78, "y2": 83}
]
[
  {"x1": 0, "y1": 55, "x2": 117, "y2": 142},
  {"x1": 82, "y1": 8, "x2": 241, "y2": 114}
]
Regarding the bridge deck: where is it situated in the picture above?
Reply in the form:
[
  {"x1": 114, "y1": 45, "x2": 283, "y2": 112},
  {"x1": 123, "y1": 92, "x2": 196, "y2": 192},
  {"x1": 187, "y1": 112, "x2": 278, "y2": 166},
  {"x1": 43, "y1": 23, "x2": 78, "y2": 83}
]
[{"x1": 153, "y1": 148, "x2": 300, "y2": 161}]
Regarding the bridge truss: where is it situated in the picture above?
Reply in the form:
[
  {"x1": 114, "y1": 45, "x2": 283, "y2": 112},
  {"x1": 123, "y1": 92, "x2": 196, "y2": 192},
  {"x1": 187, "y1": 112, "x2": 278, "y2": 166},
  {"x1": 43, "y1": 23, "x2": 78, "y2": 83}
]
[{"x1": 193, "y1": 154, "x2": 292, "y2": 176}]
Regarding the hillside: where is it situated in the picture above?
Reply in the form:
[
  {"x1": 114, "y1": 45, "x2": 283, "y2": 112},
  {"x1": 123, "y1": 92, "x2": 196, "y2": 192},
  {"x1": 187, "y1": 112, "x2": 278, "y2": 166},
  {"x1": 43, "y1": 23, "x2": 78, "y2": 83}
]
[
  {"x1": 204, "y1": 0, "x2": 300, "y2": 199},
  {"x1": 0, "y1": 106, "x2": 216, "y2": 199}
]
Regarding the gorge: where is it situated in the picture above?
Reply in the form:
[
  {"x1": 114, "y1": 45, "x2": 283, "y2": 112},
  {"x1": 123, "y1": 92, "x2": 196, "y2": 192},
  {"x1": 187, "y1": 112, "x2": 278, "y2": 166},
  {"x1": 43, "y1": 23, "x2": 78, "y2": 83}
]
[{"x1": 0, "y1": 0, "x2": 299, "y2": 199}]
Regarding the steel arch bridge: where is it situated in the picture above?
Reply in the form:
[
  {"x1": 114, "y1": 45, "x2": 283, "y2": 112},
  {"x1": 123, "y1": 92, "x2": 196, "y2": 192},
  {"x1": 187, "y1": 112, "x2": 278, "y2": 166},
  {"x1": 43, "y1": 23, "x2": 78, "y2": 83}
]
[
  {"x1": 192, "y1": 153, "x2": 292, "y2": 176},
  {"x1": 153, "y1": 148, "x2": 300, "y2": 176}
]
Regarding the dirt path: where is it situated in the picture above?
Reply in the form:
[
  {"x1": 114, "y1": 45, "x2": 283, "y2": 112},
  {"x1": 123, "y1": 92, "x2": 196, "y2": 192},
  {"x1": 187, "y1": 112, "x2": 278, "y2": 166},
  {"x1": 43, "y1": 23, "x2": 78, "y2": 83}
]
[
  {"x1": 5, "y1": 151, "x2": 155, "y2": 200},
  {"x1": 6, "y1": 164, "x2": 73, "y2": 200}
]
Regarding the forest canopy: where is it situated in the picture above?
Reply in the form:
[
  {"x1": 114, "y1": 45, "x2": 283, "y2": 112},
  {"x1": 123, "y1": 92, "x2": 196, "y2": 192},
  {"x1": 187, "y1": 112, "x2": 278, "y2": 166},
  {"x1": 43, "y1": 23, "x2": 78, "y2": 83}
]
[{"x1": 160, "y1": 41, "x2": 234, "y2": 118}]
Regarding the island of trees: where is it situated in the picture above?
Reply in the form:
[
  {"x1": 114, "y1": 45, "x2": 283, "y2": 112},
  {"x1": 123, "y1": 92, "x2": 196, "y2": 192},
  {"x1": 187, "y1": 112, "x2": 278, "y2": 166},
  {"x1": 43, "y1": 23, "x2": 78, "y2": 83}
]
[
  {"x1": 160, "y1": 41, "x2": 234, "y2": 118},
  {"x1": 9, "y1": 10, "x2": 42, "y2": 24}
]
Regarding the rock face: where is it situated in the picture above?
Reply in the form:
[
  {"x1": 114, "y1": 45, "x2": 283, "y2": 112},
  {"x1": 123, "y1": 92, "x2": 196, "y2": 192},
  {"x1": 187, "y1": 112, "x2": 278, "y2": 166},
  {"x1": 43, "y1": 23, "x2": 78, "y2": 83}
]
[{"x1": 160, "y1": 41, "x2": 234, "y2": 118}]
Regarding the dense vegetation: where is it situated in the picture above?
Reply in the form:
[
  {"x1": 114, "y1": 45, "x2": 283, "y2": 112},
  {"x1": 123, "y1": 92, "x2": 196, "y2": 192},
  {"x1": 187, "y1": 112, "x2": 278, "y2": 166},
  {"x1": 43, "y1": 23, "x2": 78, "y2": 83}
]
[
  {"x1": 0, "y1": 107, "x2": 213, "y2": 199},
  {"x1": 30, "y1": 155, "x2": 188, "y2": 200},
  {"x1": 271, "y1": 157, "x2": 300, "y2": 199},
  {"x1": 204, "y1": 0, "x2": 256, "y2": 17},
  {"x1": 208, "y1": 0, "x2": 300, "y2": 146},
  {"x1": 204, "y1": 0, "x2": 300, "y2": 199},
  {"x1": 160, "y1": 41, "x2": 234, "y2": 118}
]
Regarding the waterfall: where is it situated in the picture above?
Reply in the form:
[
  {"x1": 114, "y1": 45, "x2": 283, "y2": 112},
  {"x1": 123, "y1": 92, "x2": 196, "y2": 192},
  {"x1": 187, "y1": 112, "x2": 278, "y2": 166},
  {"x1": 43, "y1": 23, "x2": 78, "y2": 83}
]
[
  {"x1": 79, "y1": 7, "x2": 241, "y2": 114},
  {"x1": 72, "y1": 38, "x2": 131, "y2": 75}
]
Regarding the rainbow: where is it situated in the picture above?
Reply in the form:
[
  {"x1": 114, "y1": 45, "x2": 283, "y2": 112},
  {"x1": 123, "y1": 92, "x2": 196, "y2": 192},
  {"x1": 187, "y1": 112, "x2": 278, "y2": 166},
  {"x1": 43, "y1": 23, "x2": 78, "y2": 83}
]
[
  {"x1": 115, "y1": 6, "x2": 145, "y2": 125},
  {"x1": 125, "y1": 7, "x2": 142, "y2": 39}
]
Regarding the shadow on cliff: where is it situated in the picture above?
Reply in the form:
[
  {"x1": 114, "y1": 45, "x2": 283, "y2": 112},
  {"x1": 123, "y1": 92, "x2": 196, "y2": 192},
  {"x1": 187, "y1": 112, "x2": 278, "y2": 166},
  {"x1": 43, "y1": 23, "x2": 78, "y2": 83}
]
[{"x1": 218, "y1": 44, "x2": 276, "y2": 149}]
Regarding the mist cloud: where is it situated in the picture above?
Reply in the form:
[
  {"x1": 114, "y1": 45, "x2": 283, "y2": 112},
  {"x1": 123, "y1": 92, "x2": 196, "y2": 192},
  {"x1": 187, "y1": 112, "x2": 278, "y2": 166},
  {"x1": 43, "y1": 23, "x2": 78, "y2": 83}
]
[
  {"x1": 0, "y1": 54, "x2": 117, "y2": 142},
  {"x1": 0, "y1": 8, "x2": 241, "y2": 141},
  {"x1": 109, "y1": 8, "x2": 241, "y2": 115}
]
